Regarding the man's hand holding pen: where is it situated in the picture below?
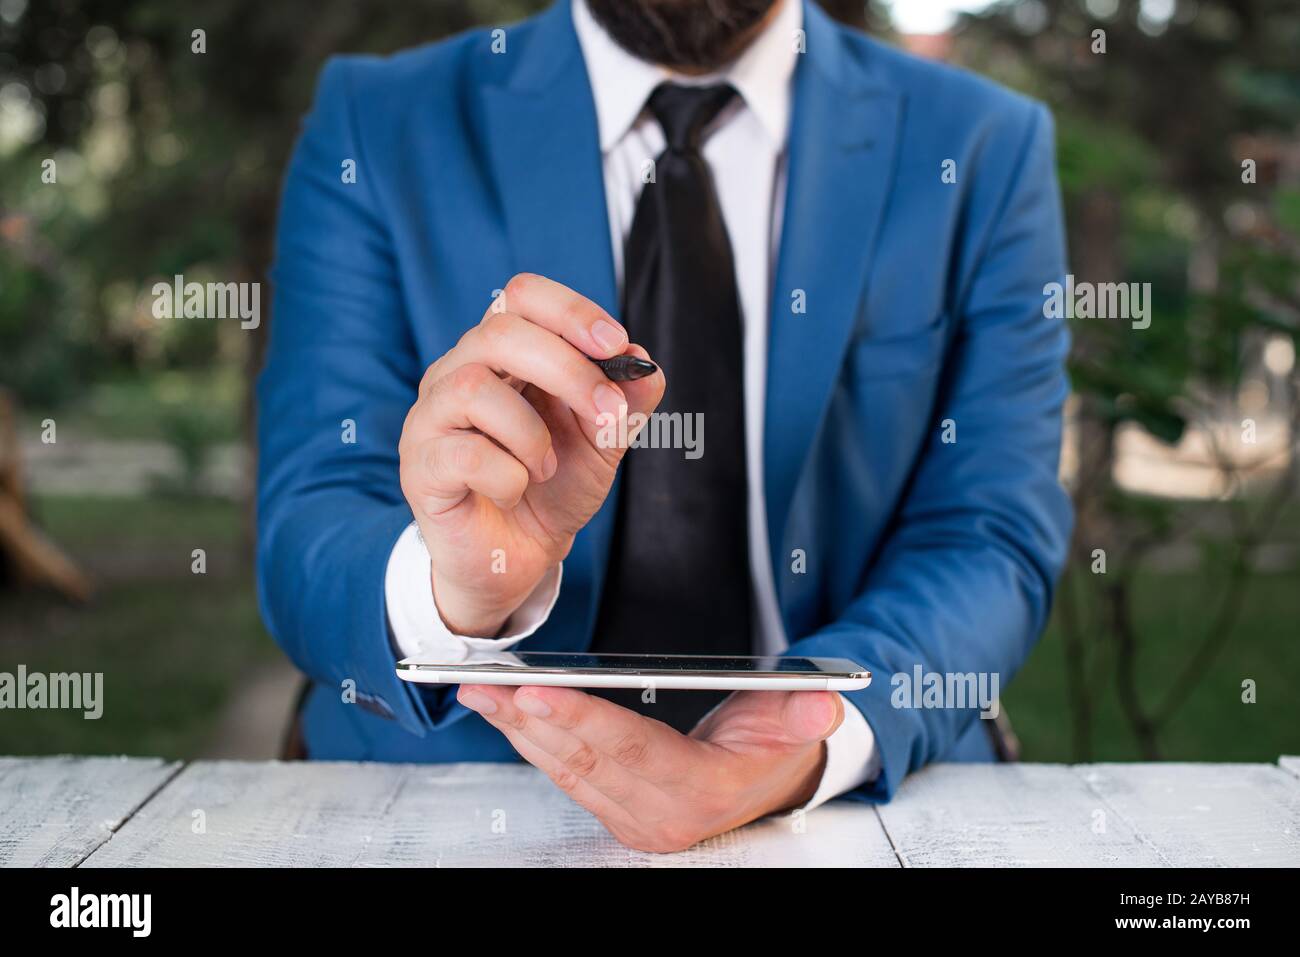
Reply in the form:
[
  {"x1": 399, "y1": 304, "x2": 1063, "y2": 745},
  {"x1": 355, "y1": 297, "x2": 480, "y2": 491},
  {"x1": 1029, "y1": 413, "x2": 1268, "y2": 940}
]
[{"x1": 397, "y1": 272, "x2": 664, "y2": 639}]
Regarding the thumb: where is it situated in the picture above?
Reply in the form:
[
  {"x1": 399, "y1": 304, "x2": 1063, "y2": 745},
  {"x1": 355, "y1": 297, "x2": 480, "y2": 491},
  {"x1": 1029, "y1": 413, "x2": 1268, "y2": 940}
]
[
  {"x1": 574, "y1": 342, "x2": 666, "y2": 466},
  {"x1": 780, "y1": 691, "x2": 844, "y2": 743}
]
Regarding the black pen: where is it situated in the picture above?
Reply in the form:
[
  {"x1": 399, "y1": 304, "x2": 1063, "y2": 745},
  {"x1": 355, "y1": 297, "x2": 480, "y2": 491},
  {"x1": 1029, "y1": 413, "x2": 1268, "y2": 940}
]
[{"x1": 589, "y1": 355, "x2": 658, "y2": 382}]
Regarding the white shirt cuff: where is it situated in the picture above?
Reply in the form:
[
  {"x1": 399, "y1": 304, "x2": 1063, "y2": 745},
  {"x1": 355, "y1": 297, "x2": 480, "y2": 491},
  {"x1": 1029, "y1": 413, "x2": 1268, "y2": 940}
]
[
  {"x1": 801, "y1": 695, "x2": 881, "y2": 810},
  {"x1": 384, "y1": 522, "x2": 563, "y2": 660}
]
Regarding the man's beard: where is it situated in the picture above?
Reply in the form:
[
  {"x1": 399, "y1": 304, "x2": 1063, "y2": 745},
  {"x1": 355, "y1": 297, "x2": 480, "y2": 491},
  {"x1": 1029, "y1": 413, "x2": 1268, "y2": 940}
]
[{"x1": 585, "y1": 0, "x2": 779, "y2": 71}]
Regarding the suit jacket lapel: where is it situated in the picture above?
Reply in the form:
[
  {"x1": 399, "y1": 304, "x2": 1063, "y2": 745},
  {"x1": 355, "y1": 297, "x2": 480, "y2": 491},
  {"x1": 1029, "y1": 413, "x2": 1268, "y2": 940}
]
[
  {"x1": 479, "y1": 4, "x2": 618, "y2": 316},
  {"x1": 479, "y1": 1, "x2": 621, "y2": 647},
  {"x1": 764, "y1": 1, "x2": 904, "y2": 613}
]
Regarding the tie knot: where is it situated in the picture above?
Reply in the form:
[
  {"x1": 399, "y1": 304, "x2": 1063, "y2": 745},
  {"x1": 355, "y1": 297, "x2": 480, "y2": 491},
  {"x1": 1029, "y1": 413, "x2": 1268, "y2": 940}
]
[{"x1": 647, "y1": 82, "x2": 737, "y2": 153}]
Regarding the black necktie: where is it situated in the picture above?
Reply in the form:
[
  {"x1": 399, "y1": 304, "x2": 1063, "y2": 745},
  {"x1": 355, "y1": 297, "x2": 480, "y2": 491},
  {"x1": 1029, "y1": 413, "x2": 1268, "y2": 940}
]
[{"x1": 589, "y1": 83, "x2": 751, "y2": 732}]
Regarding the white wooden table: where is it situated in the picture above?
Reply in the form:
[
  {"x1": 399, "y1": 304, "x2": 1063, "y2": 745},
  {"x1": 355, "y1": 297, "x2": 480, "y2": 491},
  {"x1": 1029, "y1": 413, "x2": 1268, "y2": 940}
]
[{"x1": 3, "y1": 756, "x2": 1298, "y2": 867}]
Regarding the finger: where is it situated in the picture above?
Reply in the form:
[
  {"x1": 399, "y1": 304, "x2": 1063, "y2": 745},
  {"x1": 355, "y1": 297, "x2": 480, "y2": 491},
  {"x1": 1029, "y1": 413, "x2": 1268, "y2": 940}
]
[
  {"x1": 457, "y1": 686, "x2": 644, "y2": 825},
  {"x1": 577, "y1": 341, "x2": 666, "y2": 460},
  {"x1": 405, "y1": 432, "x2": 529, "y2": 515},
  {"x1": 494, "y1": 273, "x2": 628, "y2": 359},
  {"x1": 450, "y1": 311, "x2": 627, "y2": 425},
  {"x1": 510, "y1": 685, "x2": 693, "y2": 781},
  {"x1": 468, "y1": 685, "x2": 650, "y2": 803},
  {"x1": 780, "y1": 691, "x2": 845, "y2": 743},
  {"x1": 497, "y1": 725, "x2": 647, "y2": 832},
  {"x1": 418, "y1": 363, "x2": 557, "y2": 482}
]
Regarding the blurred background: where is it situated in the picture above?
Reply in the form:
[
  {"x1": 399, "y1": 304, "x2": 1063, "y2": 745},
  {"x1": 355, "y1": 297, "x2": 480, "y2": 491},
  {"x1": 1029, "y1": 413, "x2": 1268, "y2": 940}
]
[{"x1": 0, "y1": 0, "x2": 1296, "y2": 763}]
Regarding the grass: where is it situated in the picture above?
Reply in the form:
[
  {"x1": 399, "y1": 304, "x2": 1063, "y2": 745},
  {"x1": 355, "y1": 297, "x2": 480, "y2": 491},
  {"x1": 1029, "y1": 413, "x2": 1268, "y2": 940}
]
[
  {"x1": 1, "y1": 493, "x2": 1297, "y2": 766},
  {"x1": 1008, "y1": 568, "x2": 1300, "y2": 764},
  {"x1": 0, "y1": 495, "x2": 278, "y2": 759},
  {"x1": 23, "y1": 369, "x2": 243, "y2": 443}
]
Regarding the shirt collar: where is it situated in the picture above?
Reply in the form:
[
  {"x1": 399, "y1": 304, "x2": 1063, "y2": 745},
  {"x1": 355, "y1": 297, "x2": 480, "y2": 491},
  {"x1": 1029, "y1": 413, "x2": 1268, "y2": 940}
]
[{"x1": 572, "y1": 0, "x2": 800, "y2": 153}]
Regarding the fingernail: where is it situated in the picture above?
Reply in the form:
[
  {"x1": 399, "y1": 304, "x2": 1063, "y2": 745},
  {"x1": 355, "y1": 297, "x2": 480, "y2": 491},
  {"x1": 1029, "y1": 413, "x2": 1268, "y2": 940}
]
[
  {"x1": 788, "y1": 692, "x2": 835, "y2": 739},
  {"x1": 516, "y1": 694, "x2": 551, "y2": 718},
  {"x1": 541, "y1": 447, "x2": 558, "y2": 480},
  {"x1": 593, "y1": 383, "x2": 626, "y2": 421},
  {"x1": 809, "y1": 695, "x2": 838, "y2": 737},
  {"x1": 589, "y1": 319, "x2": 626, "y2": 354},
  {"x1": 459, "y1": 689, "x2": 497, "y2": 715}
]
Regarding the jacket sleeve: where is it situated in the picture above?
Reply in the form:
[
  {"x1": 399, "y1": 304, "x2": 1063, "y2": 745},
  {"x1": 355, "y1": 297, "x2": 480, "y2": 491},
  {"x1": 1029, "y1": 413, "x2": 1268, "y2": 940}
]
[
  {"x1": 786, "y1": 104, "x2": 1074, "y2": 800},
  {"x1": 256, "y1": 57, "x2": 443, "y2": 736}
]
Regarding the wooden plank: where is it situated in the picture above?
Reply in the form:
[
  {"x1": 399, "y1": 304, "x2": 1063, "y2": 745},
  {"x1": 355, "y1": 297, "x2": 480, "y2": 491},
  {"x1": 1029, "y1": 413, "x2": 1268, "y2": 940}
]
[
  {"x1": 82, "y1": 760, "x2": 410, "y2": 867},
  {"x1": 355, "y1": 763, "x2": 899, "y2": 867},
  {"x1": 0, "y1": 756, "x2": 179, "y2": 867},
  {"x1": 84, "y1": 761, "x2": 899, "y2": 867},
  {"x1": 874, "y1": 763, "x2": 1166, "y2": 867},
  {"x1": 1076, "y1": 763, "x2": 1300, "y2": 867},
  {"x1": 1278, "y1": 756, "x2": 1300, "y2": 781}
]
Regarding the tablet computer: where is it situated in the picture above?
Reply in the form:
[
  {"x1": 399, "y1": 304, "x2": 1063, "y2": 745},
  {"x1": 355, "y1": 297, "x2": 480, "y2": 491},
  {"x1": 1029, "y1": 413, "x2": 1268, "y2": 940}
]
[{"x1": 396, "y1": 651, "x2": 871, "y2": 691}]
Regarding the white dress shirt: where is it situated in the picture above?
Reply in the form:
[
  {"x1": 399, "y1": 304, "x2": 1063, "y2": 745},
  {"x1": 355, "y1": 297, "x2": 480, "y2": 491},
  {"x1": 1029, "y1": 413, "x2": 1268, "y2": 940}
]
[{"x1": 386, "y1": 0, "x2": 880, "y2": 808}]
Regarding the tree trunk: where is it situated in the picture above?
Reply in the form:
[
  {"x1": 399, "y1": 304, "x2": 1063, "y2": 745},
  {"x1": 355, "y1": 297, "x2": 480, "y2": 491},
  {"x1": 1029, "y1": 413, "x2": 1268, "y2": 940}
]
[
  {"x1": 1061, "y1": 187, "x2": 1123, "y2": 760},
  {"x1": 0, "y1": 390, "x2": 93, "y2": 601}
]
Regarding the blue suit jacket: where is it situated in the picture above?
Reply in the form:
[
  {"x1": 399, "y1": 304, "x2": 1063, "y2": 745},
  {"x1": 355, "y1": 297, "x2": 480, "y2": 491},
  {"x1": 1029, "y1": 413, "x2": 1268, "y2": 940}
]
[{"x1": 256, "y1": 0, "x2": 1073, "y2": 801}]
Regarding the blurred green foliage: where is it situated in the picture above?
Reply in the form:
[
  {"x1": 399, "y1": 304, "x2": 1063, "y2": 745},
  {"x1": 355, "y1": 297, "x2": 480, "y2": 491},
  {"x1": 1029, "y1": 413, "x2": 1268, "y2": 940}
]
[
  {"x1": 961, "y1": 0, "x2": 1300, "y2": 438},
  {"x1": 1, "y1": 0, "x2": 549, "y2": 413},
  {"x1": 957, "y1": 0, "x2": 1300, "y2": 760},
  {"x1": 0, "y1": 495, "x2": 277, "y2": 757}
]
